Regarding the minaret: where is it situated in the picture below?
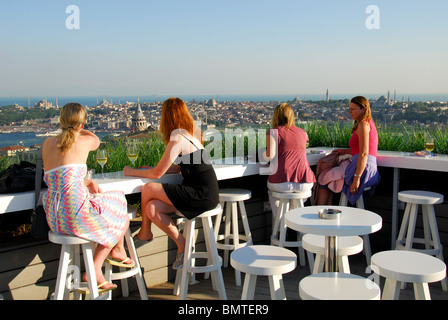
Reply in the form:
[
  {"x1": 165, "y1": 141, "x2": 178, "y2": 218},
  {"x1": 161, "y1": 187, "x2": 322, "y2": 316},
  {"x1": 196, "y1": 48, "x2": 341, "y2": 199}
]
[{"x1": 326, "y1": 89, "x2": 329, "y2": 102}]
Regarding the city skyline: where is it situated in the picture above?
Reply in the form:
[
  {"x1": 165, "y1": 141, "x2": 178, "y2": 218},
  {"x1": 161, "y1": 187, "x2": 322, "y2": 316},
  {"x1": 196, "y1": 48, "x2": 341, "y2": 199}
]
[{"x1": 1, "y1": 0, "x2": 447, "y2": 98}]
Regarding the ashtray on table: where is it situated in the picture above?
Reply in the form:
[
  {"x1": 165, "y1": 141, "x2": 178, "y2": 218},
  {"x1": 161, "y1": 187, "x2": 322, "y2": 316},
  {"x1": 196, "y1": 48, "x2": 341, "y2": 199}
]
[{"x1": 318, "y1": 208, "x2": 341, "y2": 220}]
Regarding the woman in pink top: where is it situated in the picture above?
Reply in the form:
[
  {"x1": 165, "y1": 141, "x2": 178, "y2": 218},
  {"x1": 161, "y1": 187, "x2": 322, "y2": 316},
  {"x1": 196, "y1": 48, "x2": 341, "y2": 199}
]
[
  {"x1": 266, "y1": 103, "x2": 316, "y2": 220},
  {"x1": 317, "y1": 96, "x2": 380, "y2": 205}
]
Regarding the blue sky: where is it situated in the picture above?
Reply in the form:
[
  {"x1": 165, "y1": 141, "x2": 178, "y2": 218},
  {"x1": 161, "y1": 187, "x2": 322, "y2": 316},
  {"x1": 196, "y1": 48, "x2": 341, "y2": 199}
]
[{"x1": 1, "y1": 0, "x2": 447, "y2": 98}]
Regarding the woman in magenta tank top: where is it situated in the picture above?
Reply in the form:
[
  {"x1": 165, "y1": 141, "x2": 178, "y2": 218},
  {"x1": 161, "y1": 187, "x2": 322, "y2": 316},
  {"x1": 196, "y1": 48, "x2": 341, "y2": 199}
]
[
  {"x1": 317, "y1": 96, "x2": 380, "y2": 205},
  {"x1": 266, "y1": 103, "x2": 316, "y2": 221}
]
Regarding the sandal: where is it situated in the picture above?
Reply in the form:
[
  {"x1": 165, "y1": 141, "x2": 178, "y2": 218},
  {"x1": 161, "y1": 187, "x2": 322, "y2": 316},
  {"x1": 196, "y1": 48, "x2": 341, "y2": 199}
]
[
  {"x1": 105, "y1": 257, "x2": 136, "y2": 268},
  {"x1": 77, "y1": 281, "x2": 117, "y2": 295}
]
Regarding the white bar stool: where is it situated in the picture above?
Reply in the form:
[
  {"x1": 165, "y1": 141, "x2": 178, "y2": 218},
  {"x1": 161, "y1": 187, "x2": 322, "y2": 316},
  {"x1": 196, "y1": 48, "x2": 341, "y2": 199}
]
[
  {"x1": 299, "y1": 272, "x2": 381, "y2": 300},
  {"x1": 48, "y1": 231, "x2": 102, "y2": 300},
  {"x1": 230, "y1": 245, "x2": 296, "y2": 300},
  {"x1": 173, "y1": 205, "x2": 227, "y2": 300},
  {"x1": 270, "y1": 190, "x2": 311, "y2": 266},
  {"x1": 213, "y1": 188, "x2": 253, "y2": 286},
  {"x1": 105, "y1": 206, "x2": 148, "y2": 300},
  {"x1": 302, "y1": 234, "x2": 363, "y2": 274},
  {"x1": 395, "y1": 190, "x2": 447, "y2": 290},
  {"x1": 339, "y1": 186, "x2": 372, "y2": 265},
  {"x1": 371, "y1": 250, "x2": 446, "y2": 300}
]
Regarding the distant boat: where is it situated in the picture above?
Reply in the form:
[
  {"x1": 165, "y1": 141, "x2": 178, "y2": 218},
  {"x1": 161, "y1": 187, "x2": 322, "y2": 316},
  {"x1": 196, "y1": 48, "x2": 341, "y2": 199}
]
[{"x1": 36, "y1": 130, "x2": 61, "y2": 137}]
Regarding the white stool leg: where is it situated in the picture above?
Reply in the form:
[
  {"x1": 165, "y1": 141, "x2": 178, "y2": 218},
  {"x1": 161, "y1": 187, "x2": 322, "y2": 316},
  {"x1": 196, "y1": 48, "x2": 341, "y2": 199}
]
[
  {"x1": 238, "y1": 200, "x2": 253, "y2": 245},
  {"x1": 81, "y1": 243, "x2": 99, "y2": 299},
  {"x1": 241, "y1": 274, "x2": 257, "y2": 300},
  {"x1": 422, "y1": 205, "x2": 432, "y2": 251},
  {"x1": 313, "y1": 254, "x2": 325, "y2": 274},
  {"x1": 278, "y1": 200, "x2": 289, "y2": 246},
  {"x1": 125, "y1": 229, "x2": 149, "y2": 299},
  {"x1": 338, "y1": 256, "x2": 351, "y2": 274},
  {"x1": 405, "y1": 204, "x2": 418, "y2": 250},
  {"x1": 223, "y1": 202, "x2": 232, "y2": 267},
  {"x1": 54, "y1": 244, "x2": 71, "y2": 300},
  {"x1": 424, "y1": 204, "x2": 448, "y2": 291},
  {"x1": 178, "y1": 219, "x2": 194, "y2": 300},
  {"x1": 396, "y1": 201, "x2": 412, "y2": 246},
  {"x1": 307, "y1": 251, "x2": 315, "y2": 273},
  {"x1": 231, "y1": 201, "x2": 242, "y2": 286},
  {"x1": 268, "y1": 274, "x2": 286, "y2": 300},
  {"x1": 203, "y1": 215, "x2": 227, "y2": 300},
  {"x1": 72, "y1": 245, "x2": 82, "y2": 300},
  {"x1": 382, "y1": 278, "x2": 400, "y2": 300},
  {"x1": 362, "y1": 235, "x2": 372, "y2": 265},
  {"x1": 413, "y1": 283, "x2": 431, "y2": 300},
  {"x1": 339, "y1": 192, "x2": 348, "y2": 206}
]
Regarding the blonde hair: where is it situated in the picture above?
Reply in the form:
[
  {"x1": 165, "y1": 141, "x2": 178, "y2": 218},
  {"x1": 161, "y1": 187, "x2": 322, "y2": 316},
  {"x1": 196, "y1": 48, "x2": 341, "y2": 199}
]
[
  {"x1": 271, "y1": 103, "x2": 295, "y2": 128},
  {"x1": 57, "y1": 103, "x2": 87, "y2": 154},
  {"x1": 159, "y1": 97, "x2": 203, "y2": 145},
  {"x1": 350, "y1": 96, "x2": 373, "y2": 133}
]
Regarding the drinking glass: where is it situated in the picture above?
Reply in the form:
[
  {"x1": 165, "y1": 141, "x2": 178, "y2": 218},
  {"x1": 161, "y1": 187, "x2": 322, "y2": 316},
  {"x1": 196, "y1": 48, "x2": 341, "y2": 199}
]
[
  {"x1": 425, "y1": 136, "x2": 435, "y2": 154},
  {"x1": 96, "y1": 149, "x2": 107, "y2": 176},
  {"x1": 127, "y1": 144, "x2": 138, "y2": 168}
]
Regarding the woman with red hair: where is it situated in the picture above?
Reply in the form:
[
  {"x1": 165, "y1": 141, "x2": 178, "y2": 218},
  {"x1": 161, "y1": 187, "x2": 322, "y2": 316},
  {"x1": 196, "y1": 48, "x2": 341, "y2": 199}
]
[{"x1": 123, "y1": 97, "x2": 219, "y2": 269}]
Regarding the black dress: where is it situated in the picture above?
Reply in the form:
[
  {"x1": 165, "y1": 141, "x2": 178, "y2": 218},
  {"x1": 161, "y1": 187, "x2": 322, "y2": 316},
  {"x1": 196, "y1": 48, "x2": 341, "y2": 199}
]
[{"x1": 162, "y1": 136, "x2": 219, "y2": 220}]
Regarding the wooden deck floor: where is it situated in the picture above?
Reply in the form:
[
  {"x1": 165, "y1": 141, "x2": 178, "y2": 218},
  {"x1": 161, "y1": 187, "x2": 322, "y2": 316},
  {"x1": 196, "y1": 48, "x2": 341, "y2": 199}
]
[{"x1": 120, "y1": 250, "x2": 448, "y2": 301}]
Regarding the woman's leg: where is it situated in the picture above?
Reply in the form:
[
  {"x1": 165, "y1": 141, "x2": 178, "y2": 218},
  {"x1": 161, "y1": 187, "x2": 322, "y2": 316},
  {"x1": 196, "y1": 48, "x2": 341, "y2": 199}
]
[
  {"x1": 138, "y1": 182, "x2": 185, "y2": 252},
  {"x1": 145, "y1": 199, "x2": 185, "y2": 253},
  {"x1": 84, "y1": 218, "x2": 130, "y2": 289},
  {"x1": 137, "y1": 182, "x2": 173, "y2": 240},
  {"x1": 316, "y1": 187, "x2": 333, "y2": 205}
]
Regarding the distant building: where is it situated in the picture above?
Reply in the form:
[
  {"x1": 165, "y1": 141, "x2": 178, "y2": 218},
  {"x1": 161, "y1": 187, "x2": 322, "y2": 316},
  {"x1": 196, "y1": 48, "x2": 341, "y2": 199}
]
[
  {"x1": 372, "y1": 95, "x2": 394, "y2": 108},
  {"x1": 34, "y1": 98, "x2": 55, "y2": 109},
  {"x1": 131, "y1": 100, "x2": 147, "y2": 132},
  {"x1": 206, "y1": 98, "x2": 217, "y2": 107},
  {"x1": 0, "y1": 145, "x2": 30, "y2": 156}
]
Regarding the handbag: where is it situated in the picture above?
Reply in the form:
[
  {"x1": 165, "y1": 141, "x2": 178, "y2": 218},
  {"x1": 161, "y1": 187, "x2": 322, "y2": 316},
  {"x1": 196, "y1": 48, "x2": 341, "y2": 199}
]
[
  {"x1": 30, "y1": 149, "x2": 50, "y2": 239},
  {"x1": 316, "y1": 152, "x2": 339, "y2": 174},
  {"x1": 0, "y1": 161, "x2": 40, "y2": 194}
]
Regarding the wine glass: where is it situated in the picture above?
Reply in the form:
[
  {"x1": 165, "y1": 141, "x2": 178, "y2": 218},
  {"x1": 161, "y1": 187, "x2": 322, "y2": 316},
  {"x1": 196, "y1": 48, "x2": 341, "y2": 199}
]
[
  {"x1": 425, "y1": 135, "x2": 435, "y2": 155},
  {"x1": 127, "y1": 144, "x2": 138, "y2": 168},
  {"x1": 96, "y1": 149, "x2": 107, "y2": 176}
]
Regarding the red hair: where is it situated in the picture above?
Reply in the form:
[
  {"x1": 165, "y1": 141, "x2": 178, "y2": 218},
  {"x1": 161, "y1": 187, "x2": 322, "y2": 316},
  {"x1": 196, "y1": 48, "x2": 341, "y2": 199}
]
[{"x1": 159, "y1": 97, "x2": 202, "y2": 145}]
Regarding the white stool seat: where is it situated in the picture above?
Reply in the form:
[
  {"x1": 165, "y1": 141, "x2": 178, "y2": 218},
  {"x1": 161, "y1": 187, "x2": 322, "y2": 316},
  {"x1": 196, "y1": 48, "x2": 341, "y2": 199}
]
[
  {"x1": 48, "y1": 231, "x2": 102, "y2": 300},
  {"x1": 105, "y1": 206, "x2": 148, "y2": 300},
  {"x1": 218, "y1": 188, "x2": 251, "y2": 202},
  {"x1": 174, "y1": 205, "x2": 227, "y2": 300},
  {"x1": 371, "y1": 250, "x2": 446, "y2": 300},
  {"x1": 398, "y1": 190, "x2": 443, "y2": 205},
  {"x1": 270, "y1": 190, "x2": 311, "y2": 266},
  {"x1": 302, "y1": 234, "x2": 363, "y2": 274},
  {"x1": 231, "y1": 245, "x2": 296, "y2": 300},
  {"x1": 395, "y1": 190, "x2": 447, "y2": 291},
  {"x1": 299, "y1": 272, "x2": 381, "y2": 300},
  {"x1": 214, "y1": 188, "x2": 253, "y2": 286}
]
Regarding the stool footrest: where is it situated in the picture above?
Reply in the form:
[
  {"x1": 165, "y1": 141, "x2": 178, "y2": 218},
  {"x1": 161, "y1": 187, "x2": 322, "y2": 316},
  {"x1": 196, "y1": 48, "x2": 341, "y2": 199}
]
[
  {"x1": 185, "y1": 252, "x2": 223, "y2": 274},
  {"x1": 395, "y1": 238, "x2": 440, "y2": 256},
  {"x1": 271, "y1": 236, "x2": 301, "y2": 248},
  {"x1": 108, "y1": 267, "x2": 141, "y2": 281}
]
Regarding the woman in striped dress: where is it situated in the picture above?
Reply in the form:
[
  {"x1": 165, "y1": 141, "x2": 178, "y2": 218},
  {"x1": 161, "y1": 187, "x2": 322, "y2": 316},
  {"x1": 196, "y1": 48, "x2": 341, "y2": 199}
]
[{"x1": 42, "y1": 103, "x2": 132, "y2": 293}]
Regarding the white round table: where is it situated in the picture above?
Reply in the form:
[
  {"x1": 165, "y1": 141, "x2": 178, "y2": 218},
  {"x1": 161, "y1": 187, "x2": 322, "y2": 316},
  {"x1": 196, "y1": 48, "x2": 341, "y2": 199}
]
[{"x1": 285, "y1": 206, "x2": 382, "y2": 272}]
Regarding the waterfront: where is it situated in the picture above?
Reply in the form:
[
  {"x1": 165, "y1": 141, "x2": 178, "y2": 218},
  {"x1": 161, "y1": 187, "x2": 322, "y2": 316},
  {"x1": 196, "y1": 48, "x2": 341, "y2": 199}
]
[
  {"x1": 0, "y1": 131, "x2": 111, "y2": 149},
  {"x1": 1, "y1": 93, "x2": 448, "y2": 109}
]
